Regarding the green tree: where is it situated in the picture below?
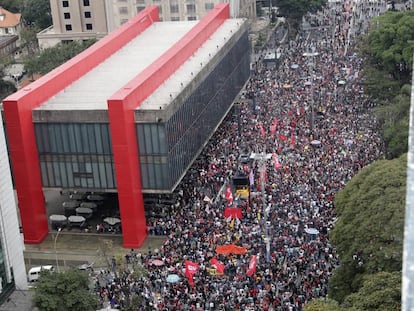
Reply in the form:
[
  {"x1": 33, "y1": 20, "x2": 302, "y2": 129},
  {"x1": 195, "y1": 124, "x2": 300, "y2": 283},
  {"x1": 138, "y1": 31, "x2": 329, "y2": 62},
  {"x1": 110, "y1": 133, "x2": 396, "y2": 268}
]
[
  {"x1": 25, "y1": 40, "x2": 97, "y2": 76},
  {"x1": 21, "y1": 0, "x2": 52, "y2": 29},
  {"x1": 363, "y1": 10, "x2": 414, "y2": 84},
  {"x1": 329, "y1": 154, "x2": 406, "y2": 302},
  {"x1": 34, "y1": 268, "x2": 98, "y2": 311},
  {"x1": 304, "y1": 298, "x2": 343, "y2": 311},
  {"x1": 274, "y1": 0, "x2": 327, "y2": 37},
  {"x1": 342, "y1": 271, "x2": 401, "y2": 311}
]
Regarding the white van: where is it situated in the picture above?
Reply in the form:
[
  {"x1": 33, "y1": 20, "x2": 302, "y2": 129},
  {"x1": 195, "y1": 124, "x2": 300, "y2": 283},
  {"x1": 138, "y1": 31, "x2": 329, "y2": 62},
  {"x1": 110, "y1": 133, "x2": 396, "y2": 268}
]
[{"x1": 28, "y1": 265, "x2": 55, "y2": 282}]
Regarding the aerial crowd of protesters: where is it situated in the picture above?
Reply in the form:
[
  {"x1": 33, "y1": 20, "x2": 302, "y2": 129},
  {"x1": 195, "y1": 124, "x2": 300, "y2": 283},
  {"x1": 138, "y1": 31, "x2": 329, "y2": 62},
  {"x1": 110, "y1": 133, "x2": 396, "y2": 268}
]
[{"x1": 94, "y1": 1, "x2": 399, "y2": 310}]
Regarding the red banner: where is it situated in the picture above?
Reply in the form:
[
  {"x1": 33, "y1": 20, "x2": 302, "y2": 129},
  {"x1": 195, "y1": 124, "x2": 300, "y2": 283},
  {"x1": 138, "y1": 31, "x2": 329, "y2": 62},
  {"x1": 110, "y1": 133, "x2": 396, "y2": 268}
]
[
  {"x1": 216, "y1": 244, "x2": 247, "y2": 255},
  {"x1": 224, "y1": 207, "x2": 242, "y2": 219}
]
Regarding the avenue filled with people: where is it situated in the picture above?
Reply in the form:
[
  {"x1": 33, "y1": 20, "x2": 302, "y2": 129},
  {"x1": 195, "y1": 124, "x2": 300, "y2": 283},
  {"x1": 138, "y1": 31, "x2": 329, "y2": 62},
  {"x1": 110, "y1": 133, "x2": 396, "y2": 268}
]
[{"x1": 95, "y1": 1, "x2": 392, "y2": 310}]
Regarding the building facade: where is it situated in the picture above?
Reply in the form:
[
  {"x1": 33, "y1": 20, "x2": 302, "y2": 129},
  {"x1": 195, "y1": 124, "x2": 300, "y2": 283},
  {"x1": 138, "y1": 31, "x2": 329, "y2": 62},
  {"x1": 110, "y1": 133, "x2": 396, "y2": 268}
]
[
  {"x1": 4, "y1": 4, "x2": 250, "y2": 247},
  {"x1": 0, "y1": 7, "x2": 21, "y2": 36},
  {"x1": 0, "y1": 113, "x2": 28, "y2": 301},
  {"x1": 37, "y1": 0, "x2": 255, "y2": 48}
]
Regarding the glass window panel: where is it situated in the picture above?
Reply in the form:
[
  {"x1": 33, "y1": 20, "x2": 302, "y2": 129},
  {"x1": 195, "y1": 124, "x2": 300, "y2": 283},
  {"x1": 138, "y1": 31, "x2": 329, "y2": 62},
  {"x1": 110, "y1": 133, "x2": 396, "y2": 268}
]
[
  {"x1": 52, "y1": 162, "x2": 61, "y2": 186},
  {"x1": 80, "y1": 124, "x2": 90, "y2": 153},
  {"x1": 102, "y1": 124, "x2": 111, "y2": 154},
  {"x1": 92, "y1": 162, "x2": 100, "y2": 188},
  {"x1": 98, "y1": 162, "x2": 107, "y2": 188},
  {"x1": 151, "y1": 124, "x2": 160, "y2": 154},
  {"x1": 48, "y1": 125, "x2": 57, "y2": 152},
  {"x1": 40, "y1": 162, "x2": 49, "y2": 186},
  {"x1": 87, "y1": 125, "x2": 97, "y2": 153},
  {"x1": 66, "y1": 162, "x2": 74, "y2": 187},
  {"x1": 105, "y1": 162, "x2": 115, "y2": 189},
  {"x1": 95, "y1": 124, "x2": 103, "y2": 153},
  {"x1": 143, "y1": 125, "x2": 153, "y2": 154},
  {"x1": 59, "y1": 162, "x2": 68, "y2": 187},
  {"x1": 46, "y1": 162, "x2": 54, "y2": 187},
  {"x1": 137, "y1": 124, "x2": 146, "y2": 154},
  {"x1": 67, "y1": 124, "x2": 76, "y2": 153}
]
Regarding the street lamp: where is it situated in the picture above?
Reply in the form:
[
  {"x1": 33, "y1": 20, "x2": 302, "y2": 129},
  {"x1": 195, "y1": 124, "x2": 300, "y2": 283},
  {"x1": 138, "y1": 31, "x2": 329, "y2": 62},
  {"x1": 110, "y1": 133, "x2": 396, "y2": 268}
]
[
  {"x1": 251, "y1": 151, "x2": 272, "y2": 262},
  {"x1": 54, "y1": 227, "x2": 62, "y2": 272},
  {"x1": 302, "y1": 51, "x2": 319, "y2": 137}
]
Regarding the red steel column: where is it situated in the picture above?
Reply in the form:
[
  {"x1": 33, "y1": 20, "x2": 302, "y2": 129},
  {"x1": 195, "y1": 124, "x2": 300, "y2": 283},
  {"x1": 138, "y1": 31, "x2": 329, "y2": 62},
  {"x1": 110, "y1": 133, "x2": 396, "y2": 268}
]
[
  {"x1": 3, "y1": 100, "x2": 49, "y2": 243},
  {"x1": 108, "y1": 99, "x2": 147, "y2": 248}
]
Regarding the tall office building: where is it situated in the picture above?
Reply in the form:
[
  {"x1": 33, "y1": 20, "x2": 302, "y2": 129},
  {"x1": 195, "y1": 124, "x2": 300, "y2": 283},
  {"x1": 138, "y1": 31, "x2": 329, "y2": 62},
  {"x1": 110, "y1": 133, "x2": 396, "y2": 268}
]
[
  {"x1": 0, "y1": 112, "x2": 28, "y2": 300},
  {"x1": 37, "y1": 0, "x2": 255, "y2": 48}
]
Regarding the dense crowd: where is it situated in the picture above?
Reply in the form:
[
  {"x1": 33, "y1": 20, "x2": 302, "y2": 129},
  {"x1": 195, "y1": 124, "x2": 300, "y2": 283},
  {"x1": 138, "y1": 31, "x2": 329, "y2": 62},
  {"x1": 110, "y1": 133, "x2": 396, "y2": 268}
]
[{"x1": 95, "y1": 1, "x2": 395, "y2": 310}]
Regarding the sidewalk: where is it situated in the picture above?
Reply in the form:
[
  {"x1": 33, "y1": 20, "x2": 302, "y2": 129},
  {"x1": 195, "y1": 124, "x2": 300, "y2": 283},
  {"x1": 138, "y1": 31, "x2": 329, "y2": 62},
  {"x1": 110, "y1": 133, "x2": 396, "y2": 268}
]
[{"x1": 24, "y1": 233, "x2": 166, "y2": 270}]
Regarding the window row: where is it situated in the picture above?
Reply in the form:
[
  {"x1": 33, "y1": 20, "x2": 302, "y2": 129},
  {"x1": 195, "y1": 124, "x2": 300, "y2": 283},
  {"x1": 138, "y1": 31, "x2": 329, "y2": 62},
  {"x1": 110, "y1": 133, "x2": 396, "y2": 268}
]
[
  {"x1": 62, "y1": 0, "x2": 90, "y2": 7},
  {"x1": 35, "y1": 123, "x2": 113, "y2": 155},
  {"x1": 64, "y1": 12, "x2": 91, "y2": 19}
]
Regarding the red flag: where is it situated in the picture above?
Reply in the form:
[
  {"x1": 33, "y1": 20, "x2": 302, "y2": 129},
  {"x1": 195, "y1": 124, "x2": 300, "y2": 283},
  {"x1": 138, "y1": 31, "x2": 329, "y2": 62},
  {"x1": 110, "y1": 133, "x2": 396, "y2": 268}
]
[
  {"x1": 273, "y1": 153, "x2": 281, "y2": 170},
  {"x1": 258, "y1": 122, "x2": 265, "y2": 138},
  {"x1": 270, "y1": 118, "x2": 278, "y2": 136},
  {"x1": 291, "y1": 133, "x2": 295, "y2": 148},
  {"x1": 185, "y1": 260, "x2": 199, "y2": 287},
  {"x1": 278, "y1": 134, "x2": 287, "y2": 141},
  {"x1": 210, "y1": 257, "x2": 225, "y2": 274},
  {"x1": 246, "y1": 255, "x2": 257, "y2": 276},
  {"x1": 225, "y1": 184, "x2": 233, "y2": 205}
]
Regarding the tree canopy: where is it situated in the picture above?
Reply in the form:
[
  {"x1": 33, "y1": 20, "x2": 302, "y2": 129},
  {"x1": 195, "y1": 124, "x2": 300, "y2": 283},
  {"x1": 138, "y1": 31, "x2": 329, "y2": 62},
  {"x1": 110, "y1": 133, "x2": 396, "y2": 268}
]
[
  {"x1": 21, "y1": 0, "x2": 52, "y2": 29},
  {"x1": 358, "y1": 9, "x2": 413, "y2": 159},
  {"x1": 328, "y1": 154, "x2": 406, "y2": 303},
  {"x1": 274, "y1": 0, "x2": 327, "y2": 35},
  {"x1": 25, "y1": 40, "x2": 97, "y2": 77},
  {"x1": 34, "y1": 268, "x2": 98, "y2": 311},
  {"x1": 363, "y1": 10, "x2": 414, "y2": 84}
]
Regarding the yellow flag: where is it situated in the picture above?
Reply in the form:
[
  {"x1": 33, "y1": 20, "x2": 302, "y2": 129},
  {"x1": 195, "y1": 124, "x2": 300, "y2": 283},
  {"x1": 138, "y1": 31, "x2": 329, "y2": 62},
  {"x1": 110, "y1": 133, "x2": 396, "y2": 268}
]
[{"x1": 229, "y1": 218, "x2": 235, "y2": 229}]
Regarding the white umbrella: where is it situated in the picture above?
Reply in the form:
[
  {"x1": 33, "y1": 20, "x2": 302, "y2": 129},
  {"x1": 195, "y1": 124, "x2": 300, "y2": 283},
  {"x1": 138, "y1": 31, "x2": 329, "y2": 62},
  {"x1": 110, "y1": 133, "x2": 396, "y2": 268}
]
[
  {"x1": 310, "y1": 140, "x2": 321, "y2": 145},
  {"x1": 291, "y1": 64, "x2": 299, "y2": 69},
  {"x1": 166, "y1": 274, "x2": 180, "y2": 283},
  {"x1": 305, "y1": 228, "x2": 319, "y2": 235}
]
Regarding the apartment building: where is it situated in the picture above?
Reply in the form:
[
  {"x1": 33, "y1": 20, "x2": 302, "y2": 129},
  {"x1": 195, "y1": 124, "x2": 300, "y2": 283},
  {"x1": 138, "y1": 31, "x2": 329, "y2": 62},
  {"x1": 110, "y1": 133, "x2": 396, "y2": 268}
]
[{"x1": 37, "y1": 0, "x2": 255, "y2": 49}]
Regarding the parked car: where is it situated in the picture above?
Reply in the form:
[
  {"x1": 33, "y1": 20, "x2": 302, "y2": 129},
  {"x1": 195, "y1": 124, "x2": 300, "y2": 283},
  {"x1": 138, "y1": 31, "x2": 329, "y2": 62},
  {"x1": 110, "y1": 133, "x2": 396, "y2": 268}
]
[{"x1": 27, "y1": 265, "x2": 55, "y2": 282}]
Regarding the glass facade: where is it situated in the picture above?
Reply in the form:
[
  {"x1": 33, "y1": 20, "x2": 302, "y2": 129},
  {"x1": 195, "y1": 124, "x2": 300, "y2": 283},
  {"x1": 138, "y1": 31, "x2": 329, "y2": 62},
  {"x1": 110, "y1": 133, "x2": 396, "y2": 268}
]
[
  {"x1": 137, "y1": 30, "x2": 250, "y2": 191},
  {"x1": 34, "y1": 123, "x2": 116, "y2": 189}
]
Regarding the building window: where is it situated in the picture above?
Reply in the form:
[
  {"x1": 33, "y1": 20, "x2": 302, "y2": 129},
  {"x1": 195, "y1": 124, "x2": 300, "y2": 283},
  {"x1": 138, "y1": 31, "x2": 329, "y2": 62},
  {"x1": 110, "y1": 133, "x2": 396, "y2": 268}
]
[
  {"x1": 186, "y1": 3, "x2": 195, "y2": 14},
  {"x1": 64, "y1": 12, "x2": 71, "y2": 19},
  {"x1": 62, "y1": 0, "x2": 69, "y2": 7},
  {"x1": 86, "y1": 23, "x2": 93, "y2": 30},
  {"x1": 121, "y1": 19, "x2": 129, "y2": 24},
  {"x1": 187, "y1": 16, "x2": 197, "y2": 20},
  {"x1": 83, "y1": 0, "x2": 90, "y2": 6},
  {"x1": 65, "y1": 24, "x2": 72, "y2": 31},
  {"x1": 119, "y1": 7, "x2": 128, "y2": 14},
  {"x1": 84, "y1": 11, "x2": 91, "y2": 18},
  {"x1": 171, "y1": 16, "x2": 180, "y2": 21},
  {"x1": 158, "y1": 5, "x2": 162, "y2": 13},
  {"x1": 170, "y1": 4, "x2": 179, "y2": 13},
  {"x1": 137, "y1": 6, "x2": 146, "y2": 12},
  {"x1": 205, "y1": 2, "x2": 214, "y2": 10}
]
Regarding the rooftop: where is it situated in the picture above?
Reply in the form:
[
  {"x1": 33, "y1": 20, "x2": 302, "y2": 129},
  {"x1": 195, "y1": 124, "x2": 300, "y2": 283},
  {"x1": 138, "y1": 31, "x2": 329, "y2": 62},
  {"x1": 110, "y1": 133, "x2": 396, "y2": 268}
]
[
  {"x1": 35, "y1": 18, "x2": 245, "y2": 112},
  {"x1": 0, "y1": 7, "x2": 21, "y2": 28}
]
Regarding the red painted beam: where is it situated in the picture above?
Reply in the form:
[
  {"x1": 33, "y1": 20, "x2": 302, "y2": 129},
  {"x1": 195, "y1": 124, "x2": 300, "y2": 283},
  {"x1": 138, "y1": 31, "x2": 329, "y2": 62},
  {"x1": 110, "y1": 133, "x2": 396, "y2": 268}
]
[
  {"x1": 2, "y1": 7, "x2": 159, "y2": 244},
  {"x1": 108, "y1": 4, "x2": 229, "y2": 247}
]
